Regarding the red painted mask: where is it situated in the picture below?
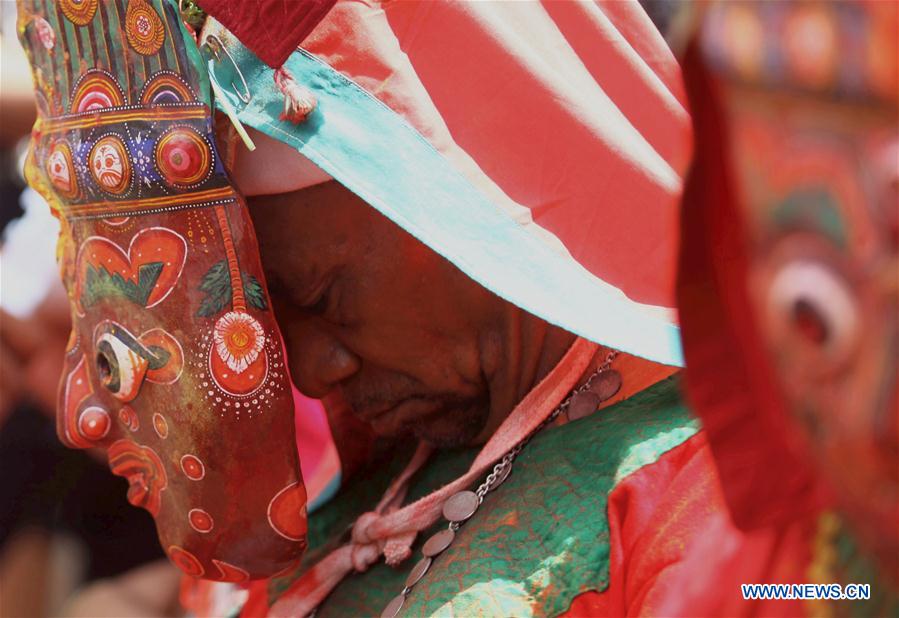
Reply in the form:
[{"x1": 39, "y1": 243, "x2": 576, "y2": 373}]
[
  {"x1": 680, "y1": 0, "x2": 898, "y2": 574},
  {"x1": 17, "y1": 0, "x2": 307, "y2": 580}
]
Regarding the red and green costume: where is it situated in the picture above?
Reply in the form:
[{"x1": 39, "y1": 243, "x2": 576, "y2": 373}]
[{"x1": 244, "y1": 377, "x2": 723, "y2": 617}]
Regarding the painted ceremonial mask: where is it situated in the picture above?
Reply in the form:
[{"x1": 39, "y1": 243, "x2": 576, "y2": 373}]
[
  {"x1": 681, "y1": 0, "x2": 898, "y2": 575},
  {"x1": 16, "y1": 0, "x2": 307, "y2": 579}
]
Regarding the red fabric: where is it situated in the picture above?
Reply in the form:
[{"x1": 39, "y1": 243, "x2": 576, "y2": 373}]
[
  {"x1": 298, "y1": 1, "x2": 690, "y2": 309},
  {"x1": 239, "y1": 581, "x2": 270, "y2": 618},
  {"x1": 560, "y1": 432, "x2": 811, "y2": 617},
  {"x1": 196, "y1": 0, "x2": 336, "y2": 68},
  {"x1": 674, "y1": 41, "x2": 825, "y2": 531}
]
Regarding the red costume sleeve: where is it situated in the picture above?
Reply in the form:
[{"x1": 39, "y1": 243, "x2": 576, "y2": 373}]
[{"x1": 562, "y1": 432, "x2": 810, "y2": 617}]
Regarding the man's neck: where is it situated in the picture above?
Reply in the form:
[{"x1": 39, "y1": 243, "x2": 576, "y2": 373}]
[{"x1": 476, "y1": 308, "x2": 678, "y2": 443}]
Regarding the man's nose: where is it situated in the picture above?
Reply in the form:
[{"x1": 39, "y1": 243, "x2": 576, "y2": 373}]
[{"x1": 285, "y1": 319, "x2": 360, "y2": 398}]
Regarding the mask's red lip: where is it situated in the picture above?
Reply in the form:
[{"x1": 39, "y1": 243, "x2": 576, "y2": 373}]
[{"x1": 107, "y1": 439, "x2": 168, "y2": 516}]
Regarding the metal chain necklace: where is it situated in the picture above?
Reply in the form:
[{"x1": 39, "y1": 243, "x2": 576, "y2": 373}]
[{"x1": 379, "y1": 351, "x2": 621, "y2": 618}]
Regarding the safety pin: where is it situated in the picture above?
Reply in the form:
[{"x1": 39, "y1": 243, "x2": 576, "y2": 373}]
[{"x1": 203, "y1": 34, "x2": 251, "y2": 104}]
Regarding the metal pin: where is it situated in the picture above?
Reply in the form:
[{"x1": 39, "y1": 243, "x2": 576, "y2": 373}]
[{"x1": 203, "y1": 34, "x2": 251, "y2": 104}]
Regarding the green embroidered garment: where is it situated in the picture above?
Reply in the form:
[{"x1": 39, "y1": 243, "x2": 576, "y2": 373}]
[{"x1": 264, "y1": 376, "x2": 700, "y2": 616}]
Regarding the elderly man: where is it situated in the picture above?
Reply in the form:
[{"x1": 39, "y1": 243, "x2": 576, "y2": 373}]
[{"x1": 16, "y1": 0, "x2": 727, "y2": 616}]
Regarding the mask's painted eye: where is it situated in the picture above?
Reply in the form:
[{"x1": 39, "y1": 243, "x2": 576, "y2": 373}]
[
  {"x1": 96, "y1": 340, "x2": 119, "y2": 391},
  {"x1": 766, "y1": 260, "x2": 860, "y2": 370},
  {"x1": 95, "y1": 330, "x2": 150, "y2": 402}
]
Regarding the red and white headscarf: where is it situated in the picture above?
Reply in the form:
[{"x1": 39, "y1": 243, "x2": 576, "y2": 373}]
[{"x1": 208, "y1": 0, "x2": 691, "y2": 368}]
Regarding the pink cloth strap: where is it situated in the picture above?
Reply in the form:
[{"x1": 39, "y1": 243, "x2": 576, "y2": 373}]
[{"x1": 268, "y1": 337, "x2": 599, "y2": 617}]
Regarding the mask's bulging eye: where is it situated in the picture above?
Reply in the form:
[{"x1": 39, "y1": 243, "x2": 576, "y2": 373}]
[
  {"x1": 766, "y1": 260, "x2": 860, "y2": 371},
  {"x1": 96, "y1": 340, "x2": 120, "y2": 392},
  {"x1": 91, "y1": 322, "x2": 182, "y2": 403},
  {"x1": 95, "y1": 328, "x2": 150, "y2": 402}
]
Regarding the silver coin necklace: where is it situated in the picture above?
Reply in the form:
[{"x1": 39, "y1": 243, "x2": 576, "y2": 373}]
[{"x1": 379, "y1": 351, "x2": 621, "y2": 618}]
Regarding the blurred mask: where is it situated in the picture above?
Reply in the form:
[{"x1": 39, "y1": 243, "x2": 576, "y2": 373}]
[{"x1": 680, "y1": 0, "x2": 898, "y2": 574}]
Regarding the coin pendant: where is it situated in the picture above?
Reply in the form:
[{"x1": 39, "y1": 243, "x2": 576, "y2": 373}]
[
  {"x1": 380, "y1": 594, "x2": 405, "y2": 618},
  {"x1": 566, "y1": 391, "x2": 600, "y2": 421},
  {"x1": 422, "y1": 528, "x2": 456, "y2": 557},
  {"x1": 405, "y1": 557, "x2": 433, "y2": 588},
  {"x1": 442, "y1": 490, "x2": 479, "y2": 522},
  {"x1": 590, "y1": 369, "x2": 622, "y2": 402}
]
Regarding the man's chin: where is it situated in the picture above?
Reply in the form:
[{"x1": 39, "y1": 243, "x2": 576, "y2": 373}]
[
  {"x1": 414, "y1": 427, "x2": 483, "y2": 449},
  {"x1": 368, "y1": 398, "x2": 490, "y2": 449},
  {"x1": 344, "y1": 390, "x2": 491, "y2": 448},
  {"x1": 355, "y1": 397, "x2": 424, "y2": 436}
]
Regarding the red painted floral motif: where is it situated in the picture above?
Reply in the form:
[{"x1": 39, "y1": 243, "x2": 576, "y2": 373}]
[
  {"x1": 213, "y1": 311, "x2": 264, "y2": 374},
  {"x1": 210, "y1": 312, "x2": 268, "y2": 396}
]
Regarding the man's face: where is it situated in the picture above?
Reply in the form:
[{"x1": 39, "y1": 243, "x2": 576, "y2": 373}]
[{"x1": 249, "y1": 182, "x2": 502, "y2": 447}]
